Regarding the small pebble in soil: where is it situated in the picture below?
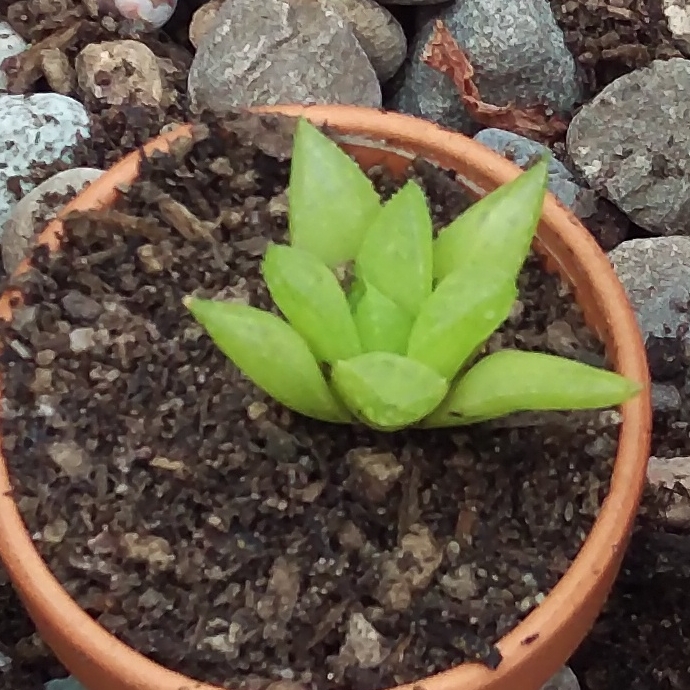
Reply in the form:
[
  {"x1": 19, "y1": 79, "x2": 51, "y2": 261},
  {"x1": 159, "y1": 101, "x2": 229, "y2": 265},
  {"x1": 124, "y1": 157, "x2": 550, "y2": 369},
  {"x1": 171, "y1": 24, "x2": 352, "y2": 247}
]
[
  {"x1": 0, "y1": 94, "x2": 90, "y2": 229},
  {"x1": 75, "y1": 40, "x2": 163, "y2": 108},
  {"x1": 646, "y1": 455, "x2": 690, "y2": 528},
  {"x1": 0, "y1": 648, "x2": 11, "y2": 670},
  {"x1": 1, "y1": 168, "x2": 103, "y2": 274}
]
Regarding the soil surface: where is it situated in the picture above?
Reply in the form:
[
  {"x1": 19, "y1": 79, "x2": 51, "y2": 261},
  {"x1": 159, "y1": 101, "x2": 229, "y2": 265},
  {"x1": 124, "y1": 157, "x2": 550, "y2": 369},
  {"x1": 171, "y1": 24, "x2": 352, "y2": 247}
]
[
  {"x1": 548, "y1": 0, "x2": 681, "y2": 97},
  {"x1": 1, "y1": 113, "x2": 617, "y2": 690}
]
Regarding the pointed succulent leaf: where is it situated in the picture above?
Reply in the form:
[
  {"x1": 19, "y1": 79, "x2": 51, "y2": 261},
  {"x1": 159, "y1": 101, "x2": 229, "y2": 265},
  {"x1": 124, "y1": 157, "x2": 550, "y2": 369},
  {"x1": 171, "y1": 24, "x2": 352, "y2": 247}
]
[
  {"x1": 422, "y1": 349, "x2": 642, "y2": 427},
  {"x1": 262, "y1": 243, "x2": 361, "y2": 363},
  {"x1": 407, "y1": 265, "x2": 517, "y2": 380},
  {"x1": 355, "y1": 180, "x2": 433, "y2": 315},
  {"x1": 183, "y1": 297, "x2": 349, "y2": 423},
  {"x1": 331, "y1": 352, "x2": 448, "y2": 431},
  {"x1": 288, "y1": 118, "x2": 381, "y2": 267},
  {"x1": 434, "y1": 157, "x2": 549, "y2": 283},
  {"x1": 349, "y1": 277, "x2": 414, "y2": 355}
]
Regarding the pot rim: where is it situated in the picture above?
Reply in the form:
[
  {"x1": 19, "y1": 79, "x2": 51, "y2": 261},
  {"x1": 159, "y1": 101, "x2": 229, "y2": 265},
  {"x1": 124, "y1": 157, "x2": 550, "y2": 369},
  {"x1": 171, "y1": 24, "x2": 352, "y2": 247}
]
[{"x1": 0, "y1": 105, "x2": 651, "y2": 690}]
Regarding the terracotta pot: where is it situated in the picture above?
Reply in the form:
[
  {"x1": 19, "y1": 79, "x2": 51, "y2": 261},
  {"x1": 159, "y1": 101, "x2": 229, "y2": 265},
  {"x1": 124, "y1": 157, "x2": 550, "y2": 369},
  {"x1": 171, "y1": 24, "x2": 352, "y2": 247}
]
[{"x1": 0, "y1": 105, "x2": 651, "y2": 690}]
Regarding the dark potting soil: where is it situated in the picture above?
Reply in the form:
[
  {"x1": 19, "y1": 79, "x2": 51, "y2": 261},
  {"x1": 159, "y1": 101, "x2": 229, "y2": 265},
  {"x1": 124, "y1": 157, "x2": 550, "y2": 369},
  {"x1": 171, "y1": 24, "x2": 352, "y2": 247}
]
[
  {"x1": 571, "y1": 519, "x2": 690, "y2": 690},
  {"x1": 1, "y1": 111, "x2": 619, "y2": 690},
  {"x1": 548, "y1": 0, "x2": 681, "y2": 98},
  {"x1": 0, "y1": 568, "x2": 63, "y2": 689}
]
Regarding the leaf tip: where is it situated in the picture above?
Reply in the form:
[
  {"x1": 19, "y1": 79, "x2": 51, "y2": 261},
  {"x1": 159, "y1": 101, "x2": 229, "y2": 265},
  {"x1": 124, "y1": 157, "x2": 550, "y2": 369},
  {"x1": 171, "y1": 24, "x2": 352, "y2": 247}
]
[
  {"x1": 182, "y1": 294, "x2": 194, "y2": 310},
  {"x1": 623, "y1": 377, "x2": 644, "y2": 400},
  {"x1": 293, "y1": 117, "x2": 332, "y2": 153},
  {"x1": 529, "y1": 153, "x2": 550, "y2": 183},
  {"x1": 294, "y1": 116, "x2": 315, "y2": 138}
]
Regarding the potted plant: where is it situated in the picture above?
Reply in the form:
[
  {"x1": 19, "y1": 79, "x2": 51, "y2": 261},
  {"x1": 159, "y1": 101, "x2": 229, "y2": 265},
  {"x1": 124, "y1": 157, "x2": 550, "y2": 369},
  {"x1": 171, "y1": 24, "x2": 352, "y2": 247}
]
[{"x1": 0, "y1": 105, "x2": 651, "y2": 690}]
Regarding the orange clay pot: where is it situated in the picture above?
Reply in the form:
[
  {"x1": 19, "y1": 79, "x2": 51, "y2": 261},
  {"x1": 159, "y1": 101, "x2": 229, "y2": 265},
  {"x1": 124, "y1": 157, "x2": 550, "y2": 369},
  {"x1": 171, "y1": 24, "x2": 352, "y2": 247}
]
[{"x1": 0, "y1": 105, "x2": 651, "y2": 690}]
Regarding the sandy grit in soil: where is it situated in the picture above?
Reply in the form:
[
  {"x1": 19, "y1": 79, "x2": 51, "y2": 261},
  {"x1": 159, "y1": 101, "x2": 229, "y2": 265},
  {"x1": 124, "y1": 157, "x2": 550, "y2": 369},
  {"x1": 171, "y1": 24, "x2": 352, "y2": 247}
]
[{"x1": 0, "y1": 112, "x2": 620, "y2": 690}]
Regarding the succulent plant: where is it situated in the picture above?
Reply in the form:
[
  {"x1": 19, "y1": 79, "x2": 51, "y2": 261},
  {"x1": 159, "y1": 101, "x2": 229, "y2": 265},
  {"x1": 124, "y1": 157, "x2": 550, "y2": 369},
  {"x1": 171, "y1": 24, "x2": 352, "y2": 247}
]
[{"x1": 184, "y1": 119, "x2": 640, "y2": 431}]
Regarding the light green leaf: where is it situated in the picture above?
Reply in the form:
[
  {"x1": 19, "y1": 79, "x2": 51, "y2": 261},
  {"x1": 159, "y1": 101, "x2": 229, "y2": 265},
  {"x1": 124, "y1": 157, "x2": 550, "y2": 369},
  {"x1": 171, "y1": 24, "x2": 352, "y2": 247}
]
[
  {"x1": 331, "y1": 352, "x2": 448, "y2": 431},
  {"x1": 349, "y1": 277, "x2": 413, "y2": 355},
  {"x1": 407, "y1": 265, "x2": 517, "y2": 380},
  {"x1": 288, "y1": 118, "x2": 381, "y2": 267},
  {"x1": 262, "y1": 243, "x2": 361, "y2": 363},
  {"x1": 434, "y1": 157, "x2": 549, "y2": 283},
  {"x1": 422, "y1": 349, "x2": 642, "y2": 427},
  {"x1": 355, "y1": 180, "x2": 433, "y2": 315},
  {"x1": 183, "y1": 297, "x2": 350, "y2": 423}
]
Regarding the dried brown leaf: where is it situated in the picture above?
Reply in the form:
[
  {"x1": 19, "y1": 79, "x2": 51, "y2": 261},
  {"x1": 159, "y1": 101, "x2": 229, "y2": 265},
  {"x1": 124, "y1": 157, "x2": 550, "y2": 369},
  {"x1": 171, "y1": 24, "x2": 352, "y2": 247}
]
[
  {"x1": 3, "y1": 22, "x2": 81, "y2": 93},
  {"x1": 421, "y1": 21, "x2": 568, "y2": 144},
  {"x1": 40, "y1": 47, "x2": 75, "y2": 94}
]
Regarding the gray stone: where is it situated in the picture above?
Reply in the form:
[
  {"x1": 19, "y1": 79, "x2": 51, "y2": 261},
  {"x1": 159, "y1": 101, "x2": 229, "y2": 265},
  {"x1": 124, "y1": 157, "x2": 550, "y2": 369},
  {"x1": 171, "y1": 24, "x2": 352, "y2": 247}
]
[
  {"x1": 189, "y1": 0, "x2": 223, "y2": 48},
  {"x1": 474, "y1": 128, "x2": 583, "y2": 208},
  {"x1": 188, "y1": 0, "x2": 381, "y2": 114},
  {"x1": 381, "y1": 0, "x2": 448, "y2": 4},
  {"x1": 0, "y1": 94, "x2": 90, "y2": 229},
  {"x1": 188, "y1": 0, "x2": 406, "y2": 83},
  {"x1": 647, "y1": 455, "x2": 690, "y2": 528},
  {"x1": 45, "y1": 678, "x2": 87, "y2": 690},
  {"x1": 608, "y1": 237, "x2": 690, "y2": 347},
  {"x1": 651, "y1": 383, "x2": 683, "y2": 413},
  {"x1": 663, "y1": 0, "x2": 690, "y2": 54},
  {"x1": 75, "y1": 40, "x2": 163, "y2": 107},
  {"x1": 567, "y1": 59, "x2": 690, "y2": 236},
  {"x1": 2, "y1": 168, "x2": 103, "y2": 274},
  {"x1": 540, "y1": 667, "x2": 580, "y2": 690},
  {"x1": 388, "y1": 0, "x2": 580, "y2": 132},
  {"x1": 0, "y1": 21, "x2": 27, "y2": 91},
  {"x1": 319, "y1": 0, "x2": 406, "y2": 82}
]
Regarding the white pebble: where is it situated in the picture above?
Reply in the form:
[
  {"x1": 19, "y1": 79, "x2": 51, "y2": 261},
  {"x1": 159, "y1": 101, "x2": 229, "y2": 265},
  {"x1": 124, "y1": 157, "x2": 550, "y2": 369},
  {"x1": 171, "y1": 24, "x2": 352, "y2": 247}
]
[
  {"x1": 97, "y1": 0, "x2": 177, "y2": 31},
  {"x1": 0, "y1": 94, "x2": 90, "y2": 229},
  {"x1": 0, "y1": 22, "x2": 27, "y2": 91},
  {"x1": 2, "y1": 168, "x2": 102, "y2": 273},
  {"x1": 69, "y1": 327, "x2": 96, "y2": 353}
]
